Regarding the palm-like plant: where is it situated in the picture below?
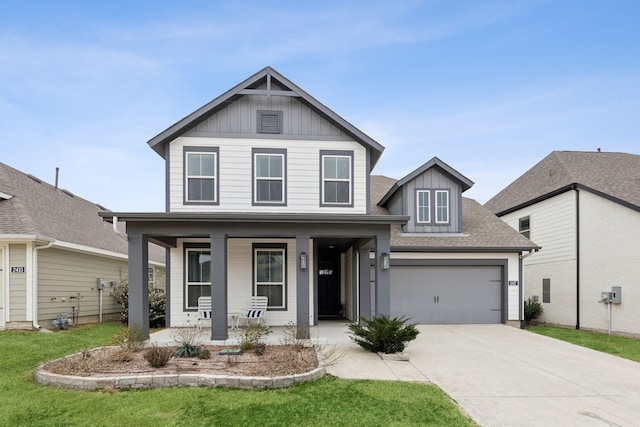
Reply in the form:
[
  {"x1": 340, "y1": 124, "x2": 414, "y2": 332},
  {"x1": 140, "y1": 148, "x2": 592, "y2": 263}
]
[{"x1": 348, "y1": 315, "x2": 419, "y2": 354}]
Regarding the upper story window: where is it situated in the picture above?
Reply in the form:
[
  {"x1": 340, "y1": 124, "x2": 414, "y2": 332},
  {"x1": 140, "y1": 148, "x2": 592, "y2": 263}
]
[
  {"x1": 435, "y1": 190, "x2": 449, "y2": 224},
  {"x1": 253, "y1": 148, "x2": 286, "y2": 205},
  {"x1": 184, "y1": 146, "x2": 219, "y2": 205},
  {"x1": 519, "y1": 216, "x2": 531, "y2": 239},
  {"x1": 416, "y1": 190, "x2": 431, "y2": 223},
  {"x1": 320, "y1": 150, "x2": 353, "y2": 206},
  {"x1": 257, "y1": 110, "x2": 283, "y2": 134}
]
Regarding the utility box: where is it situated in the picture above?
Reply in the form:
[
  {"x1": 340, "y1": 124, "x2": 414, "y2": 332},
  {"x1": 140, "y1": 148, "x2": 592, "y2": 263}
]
[
  {"x1": 611, "y1": 286, "x2": 622, "y2": 304},
  {"x1": 96, "y1": 278, "x2": 106, "y2": 290},
  {"x1": 601, "y1": 291, "x2": 612, "y2": 303}
]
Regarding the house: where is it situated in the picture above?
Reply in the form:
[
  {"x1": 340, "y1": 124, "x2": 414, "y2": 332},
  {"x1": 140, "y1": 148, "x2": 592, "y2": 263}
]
[
  {"x1": 0, "y1": 162, "x2": 165, "y2": 330},
  {"x1": 100, "y1": 66, "x2": 537, "y2": 340},
  {"x1": 485, "y1": 151, "x2": 640, "y2": 336}
]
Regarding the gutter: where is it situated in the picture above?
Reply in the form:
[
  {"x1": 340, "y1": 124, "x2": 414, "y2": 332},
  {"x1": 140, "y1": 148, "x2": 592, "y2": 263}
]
[{"x1": 32, "y1": 239, "x2": 55, "y2": 330}]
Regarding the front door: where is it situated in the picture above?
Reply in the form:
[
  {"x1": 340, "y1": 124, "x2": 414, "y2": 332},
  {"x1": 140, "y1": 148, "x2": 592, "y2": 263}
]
[{"x1": 317, "y1": 252, "x2": 341, "y2": 319}]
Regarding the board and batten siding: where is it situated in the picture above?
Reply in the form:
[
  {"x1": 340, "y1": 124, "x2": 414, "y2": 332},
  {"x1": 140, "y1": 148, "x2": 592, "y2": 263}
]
[
  {"x1": 169, "y1": 238, "x2": 314, "y2": 327},
  {"x1": 389, "y1": 252, "x2": 521, "y2": 321},
  {"x1": 579, "y1": 191, "x2": 640, "y2": 336},
  {"x1": 37, "y1": 248, "x2": 128, "y2": 325},
  {"x1": 185, "y1": 92, "x2": 350, "y2": 139},
  {"x1": 169, "y1": 136, "x2": 368, "y2": 213},
  {"x1": 8, "y1": 244, "x2": 27, "y2": 322}
]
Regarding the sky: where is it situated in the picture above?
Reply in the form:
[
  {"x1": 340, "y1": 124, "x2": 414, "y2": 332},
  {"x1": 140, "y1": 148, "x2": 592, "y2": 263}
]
[{"x1": 1, "y1": 0, "x2": 638, "y2": 212}]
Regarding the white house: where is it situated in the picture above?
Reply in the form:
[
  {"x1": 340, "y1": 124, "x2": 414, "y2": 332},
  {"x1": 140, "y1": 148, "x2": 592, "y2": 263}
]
[
  {"x1": 485, "y1": 150, "x2": 640, "y2": 336},
  {"x1": 100, "y1": 67, "x2": 537, "y2": 340}
]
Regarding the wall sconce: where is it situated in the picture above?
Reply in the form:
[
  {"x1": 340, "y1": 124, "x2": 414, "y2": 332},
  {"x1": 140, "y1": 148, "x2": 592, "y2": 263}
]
[
  {"x1": 300, "y1": 252, "x2": 308, "y2": 270},
  {"x1": 381, "y1": 252, "x2": 390, "y2": 270}
]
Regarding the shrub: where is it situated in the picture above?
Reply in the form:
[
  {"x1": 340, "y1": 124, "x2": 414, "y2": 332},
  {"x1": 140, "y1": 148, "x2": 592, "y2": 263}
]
[
  {"x1": 144, "y1": 345, "x2": 173, "y2": 368},
  {"x1": 524, "y1": 297, "x2": 543, "y2": 326},
  {"x1": 237, "y1": 322, "x2": 272, "y2": 351},
  {"x1": 112, "y1": 279, "x2": 166, "y2": 328},
  {"x1": 110, "y1": 327, "x2": 146, "y2": 352},
  {"x1": 348, "y1": 315, "x2": 419, "y2": 354}
]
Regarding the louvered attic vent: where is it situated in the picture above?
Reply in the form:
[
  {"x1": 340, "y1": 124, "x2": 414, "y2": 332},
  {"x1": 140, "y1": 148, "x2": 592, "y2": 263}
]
[{"x1": 258, "y1": 110, "x2": 282, "y2": 134}]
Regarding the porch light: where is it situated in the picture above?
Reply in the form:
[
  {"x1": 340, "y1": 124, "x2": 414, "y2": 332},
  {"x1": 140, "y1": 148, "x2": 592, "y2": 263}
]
[
  {"x1": 300, "y1": 252, "x2": 308, "y2": 270},
  {"x1": 381, "y1": 252, "x2": 390, "y2": 270}
]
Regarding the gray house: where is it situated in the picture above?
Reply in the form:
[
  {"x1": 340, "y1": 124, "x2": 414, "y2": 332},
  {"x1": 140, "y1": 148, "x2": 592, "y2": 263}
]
[
  {"x1": 0, "y1": 162, "x2": 165, "y2": 330},
  {"x1": 101, "y1": 67, "x2": 536, "y2": 340},
  {"x1": 486, "y1": 151, "x2": 640, "y2": 336}
]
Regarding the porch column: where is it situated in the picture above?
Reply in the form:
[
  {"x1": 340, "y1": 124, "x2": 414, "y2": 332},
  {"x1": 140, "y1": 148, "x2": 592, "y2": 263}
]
[
  {"x1": 296, "y1": 235, "x2": 310, "y2": 339},
  {"x1": 358, "y1": 249, "x2": 371, "y2": 320},
  {"x1": 375, "y1": 236, "x2": 391, "y2": 317},
  {"x1": 128, "y1": 232, "x2": 149, "y2": 339},
  {"x1": 210, "y1": 232, "x2": 228, "y2": 340}
]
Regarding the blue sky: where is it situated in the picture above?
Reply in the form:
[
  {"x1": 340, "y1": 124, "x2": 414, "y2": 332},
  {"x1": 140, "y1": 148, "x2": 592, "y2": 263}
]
[{"x1": 1, "y1": 0, "x2": 638, "y2": 211}]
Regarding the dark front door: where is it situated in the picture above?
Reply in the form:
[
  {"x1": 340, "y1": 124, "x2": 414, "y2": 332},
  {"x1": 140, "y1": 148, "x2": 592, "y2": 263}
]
[{"x1": 318, "y1": 253, "x2": 341, "y2": 319}]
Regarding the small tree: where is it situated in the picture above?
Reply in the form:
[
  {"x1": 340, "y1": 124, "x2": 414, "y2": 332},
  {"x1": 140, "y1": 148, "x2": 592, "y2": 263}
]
[
  {"x1": 524, "y1": 297, "x2": 543, "y2": 326},
  {"x1": 348, "y1": 315, "x2": 419, "y2": 354}
]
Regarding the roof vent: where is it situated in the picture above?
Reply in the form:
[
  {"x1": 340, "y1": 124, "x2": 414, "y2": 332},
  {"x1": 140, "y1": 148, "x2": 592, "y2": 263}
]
[{"x1": 258, "y1": 110, "x2": 282, "y2": 134}]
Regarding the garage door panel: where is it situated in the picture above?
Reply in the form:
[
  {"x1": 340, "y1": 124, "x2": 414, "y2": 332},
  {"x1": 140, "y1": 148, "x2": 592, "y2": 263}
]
[{"x1": 391, "y1": 265, "x2": 502, "y2": 324}]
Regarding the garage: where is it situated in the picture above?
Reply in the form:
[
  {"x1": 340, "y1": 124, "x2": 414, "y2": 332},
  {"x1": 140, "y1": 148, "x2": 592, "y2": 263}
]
[{"x1": 390, "y1": 262, "x2": 505, "y2": 324}]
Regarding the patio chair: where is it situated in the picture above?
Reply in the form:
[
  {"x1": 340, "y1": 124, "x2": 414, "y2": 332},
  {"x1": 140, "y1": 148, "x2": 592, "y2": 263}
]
[
  {"x1": 197, "y1": 296, "x2": 212, "y2": 325},
  {"x1": 237, "y1": 296, "x2": 268, "y2": 327}
]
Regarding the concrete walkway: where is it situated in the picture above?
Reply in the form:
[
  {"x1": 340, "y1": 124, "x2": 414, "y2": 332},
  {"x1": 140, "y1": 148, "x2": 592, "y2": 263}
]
[{"x1": 150, "y1": 323, "x2": 640, "y2": 426}]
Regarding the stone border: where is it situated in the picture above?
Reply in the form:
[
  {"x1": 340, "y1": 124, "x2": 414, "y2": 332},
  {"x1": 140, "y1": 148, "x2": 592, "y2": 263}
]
[{"x1": 34, "y1": 347, "x2": 326, "y2": 391}]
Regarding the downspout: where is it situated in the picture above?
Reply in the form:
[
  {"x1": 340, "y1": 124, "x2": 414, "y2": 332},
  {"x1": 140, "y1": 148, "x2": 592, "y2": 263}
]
[
  {"x1": 575, "y1": 186, "x2": 580, "y2": 330},
  {"x1": 519, "y1": 249, "x2": 539, "y2": 328},
  {"x1": 33, "y1": 240, "x2": 55, "y2": 329}
]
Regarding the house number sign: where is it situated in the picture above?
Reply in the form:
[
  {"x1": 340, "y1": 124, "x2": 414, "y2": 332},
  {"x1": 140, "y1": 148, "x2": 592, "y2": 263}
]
[
  {"x1": 11, "y1": 266, "x2": 25, "y2": 273},
  {"x1": 508, "y1": 281, "x2": 518, "y2": 286}
]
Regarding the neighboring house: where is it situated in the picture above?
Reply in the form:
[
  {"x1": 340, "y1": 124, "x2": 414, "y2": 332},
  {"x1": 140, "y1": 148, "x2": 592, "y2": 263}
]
[
  {"x1": 0, "y1": 162, "x2": 165, "y2": 330},
  {"x1": 485, "y1": 151, "x2": 640, "y2": 336},
  {"x1": 101, "y1": 66, "x2": 537, "y2": 340}
]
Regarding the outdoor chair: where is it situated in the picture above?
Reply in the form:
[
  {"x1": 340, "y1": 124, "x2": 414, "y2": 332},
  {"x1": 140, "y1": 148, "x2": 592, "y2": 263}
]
[
  {"x1": 197, "y1": 296, "x2": 212, "y2": 325},
  {"x1": 237, "y1": 296, "x2": 268, "y2": 327}
]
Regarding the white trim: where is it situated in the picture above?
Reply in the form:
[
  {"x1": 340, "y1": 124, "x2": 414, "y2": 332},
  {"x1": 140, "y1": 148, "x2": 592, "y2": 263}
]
[
  {"x1": 416, "y1": 190, "x2": 431, "y2": 224},
  {"x1": 185, "y1": 151, "x2": 217, "y2": 203},
  {"x1": 253, "y1": 152, "x2": 285, "y2": 204},
  {"x1": 321, "y1": 154, "x2": 352, "y2": 205},
  {"x1": 185, "y1": 248, "x2": 211, "y2": 310},
  {"x1": 0, "y1": 246, "x2": 5, "y2": 329},
  {"x1": 26, "y1": 242, "x2": 33, "y2": 321},
  {"x1": 254, "y1": 247, "x2": 286, "y2": 309}
]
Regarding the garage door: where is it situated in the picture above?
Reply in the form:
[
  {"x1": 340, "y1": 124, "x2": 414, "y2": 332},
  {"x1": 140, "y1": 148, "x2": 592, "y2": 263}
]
[{"x1": 391, "y1": 265, "x2": 503, "y2": 324}]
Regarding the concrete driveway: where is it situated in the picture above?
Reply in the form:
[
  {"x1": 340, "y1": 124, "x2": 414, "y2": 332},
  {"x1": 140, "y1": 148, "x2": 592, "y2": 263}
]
[{"x1": 326, "y1": 324, "x2": 640, "y2": 426}]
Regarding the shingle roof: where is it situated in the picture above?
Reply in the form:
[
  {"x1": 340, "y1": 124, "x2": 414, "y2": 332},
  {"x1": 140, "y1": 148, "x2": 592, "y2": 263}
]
[
  {"x1": 0, "y1": 162, "x2": 164, "y2": 262},
  {"x1": 370, "y1": 175, "x2": 538, "y2": 251},
  {"x1": 485, "y1": 151, "x2": 640, "y2": 215}
]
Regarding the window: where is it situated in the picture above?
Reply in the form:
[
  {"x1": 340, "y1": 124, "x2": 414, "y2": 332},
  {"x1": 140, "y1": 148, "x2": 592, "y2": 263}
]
[
  {"x1": 257, "y1": 110, "x2": 282, "y2": 134},
  {"x1": 321, "y1": 151, "x2": 353, "y2": 206},
  {"x1": 253, "y1": 149, "x2": 286, "y2": 205},
  {"x1": 542, "y1": 278, "x2": 550, "y2": 303},
  {"x1": 148, "y1": 267, "x2": 155, "y2": 284},
  {"x1": 184, "y1": 147, "x2": 219, "y2": 204},
  {"x1": 416, "y1": 190, "x2": 431, "y2": 223},
  {"x1": 435, "y1": 190, "x2": 449, "y2": 224},
  {"x1": 185, "y1": 248, "x2": 211, "y2": 309},
  {"x1": 254, "y1": 246, "x2": 286, "y2": 309},
  {"x1": 519, "y1": 216, "x2": 531, "y2": 239}
]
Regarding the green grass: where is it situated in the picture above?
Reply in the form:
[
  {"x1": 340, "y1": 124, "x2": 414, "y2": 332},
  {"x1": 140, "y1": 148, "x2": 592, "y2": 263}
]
[
  {"x1": 529, "y1": 325, "x2": 640, "y2": 362},
  {"x1": 0, "y1": 323, "x2": 474, "y2": 426}
]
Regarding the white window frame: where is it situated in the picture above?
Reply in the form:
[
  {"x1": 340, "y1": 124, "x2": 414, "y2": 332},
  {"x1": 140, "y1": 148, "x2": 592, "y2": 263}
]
[
  {"x1": 435, "y1": 190, "x2": 449, "y2": 224},
  {"x1": 185, "y1": 149, "x2": 218, "y2": 203},
  {"x1": 416, "y1": 190, "x2": 431, "y2": 224},
  {"x1": 519, "y1": 216, "x2": 531, "y2": 239},
  {"x1": 253, "y1": 151, "x2": 285, "y2": 205},
  {"x1": 321, "y1": 153, "x2": 352, "y2": 206},
  {"x1": 254, "y1": 247, "x2": 286, "y2": 310},
  {"x1": 185, "y1": 248, "x2": 211, "y2": 310}
]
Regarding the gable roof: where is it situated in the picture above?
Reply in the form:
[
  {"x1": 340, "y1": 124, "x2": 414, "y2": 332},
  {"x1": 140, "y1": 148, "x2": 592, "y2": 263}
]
[
  {"x1": 147, "y1": 66, "x2": 385, "y2": 167},
  {"x1": 485, "y1": 151, "x2": 640, "y2": 216},
  {"x1": 0, "y1": 162, "x2": 164, "y2": 262},
  {"x1": 371, "y1": 175, "x2": 537, "y2": 251},
  {"x1": 378, "y1": 157, "x2": 474, "y2": 207}
]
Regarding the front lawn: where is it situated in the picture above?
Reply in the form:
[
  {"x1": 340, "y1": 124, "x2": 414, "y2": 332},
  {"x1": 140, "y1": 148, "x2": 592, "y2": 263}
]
[
  {"x1": 529, "y1": 325, "x2": 640, "y2": 362},
  {"x1": 0, "y1": 323, "x2": 474, "y2": 426}
]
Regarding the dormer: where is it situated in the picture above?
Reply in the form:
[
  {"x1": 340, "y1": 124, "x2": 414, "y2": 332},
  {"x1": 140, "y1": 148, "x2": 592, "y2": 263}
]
[{"x1": 378, "y1": 157, "x2": 473, "y2": 233}]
